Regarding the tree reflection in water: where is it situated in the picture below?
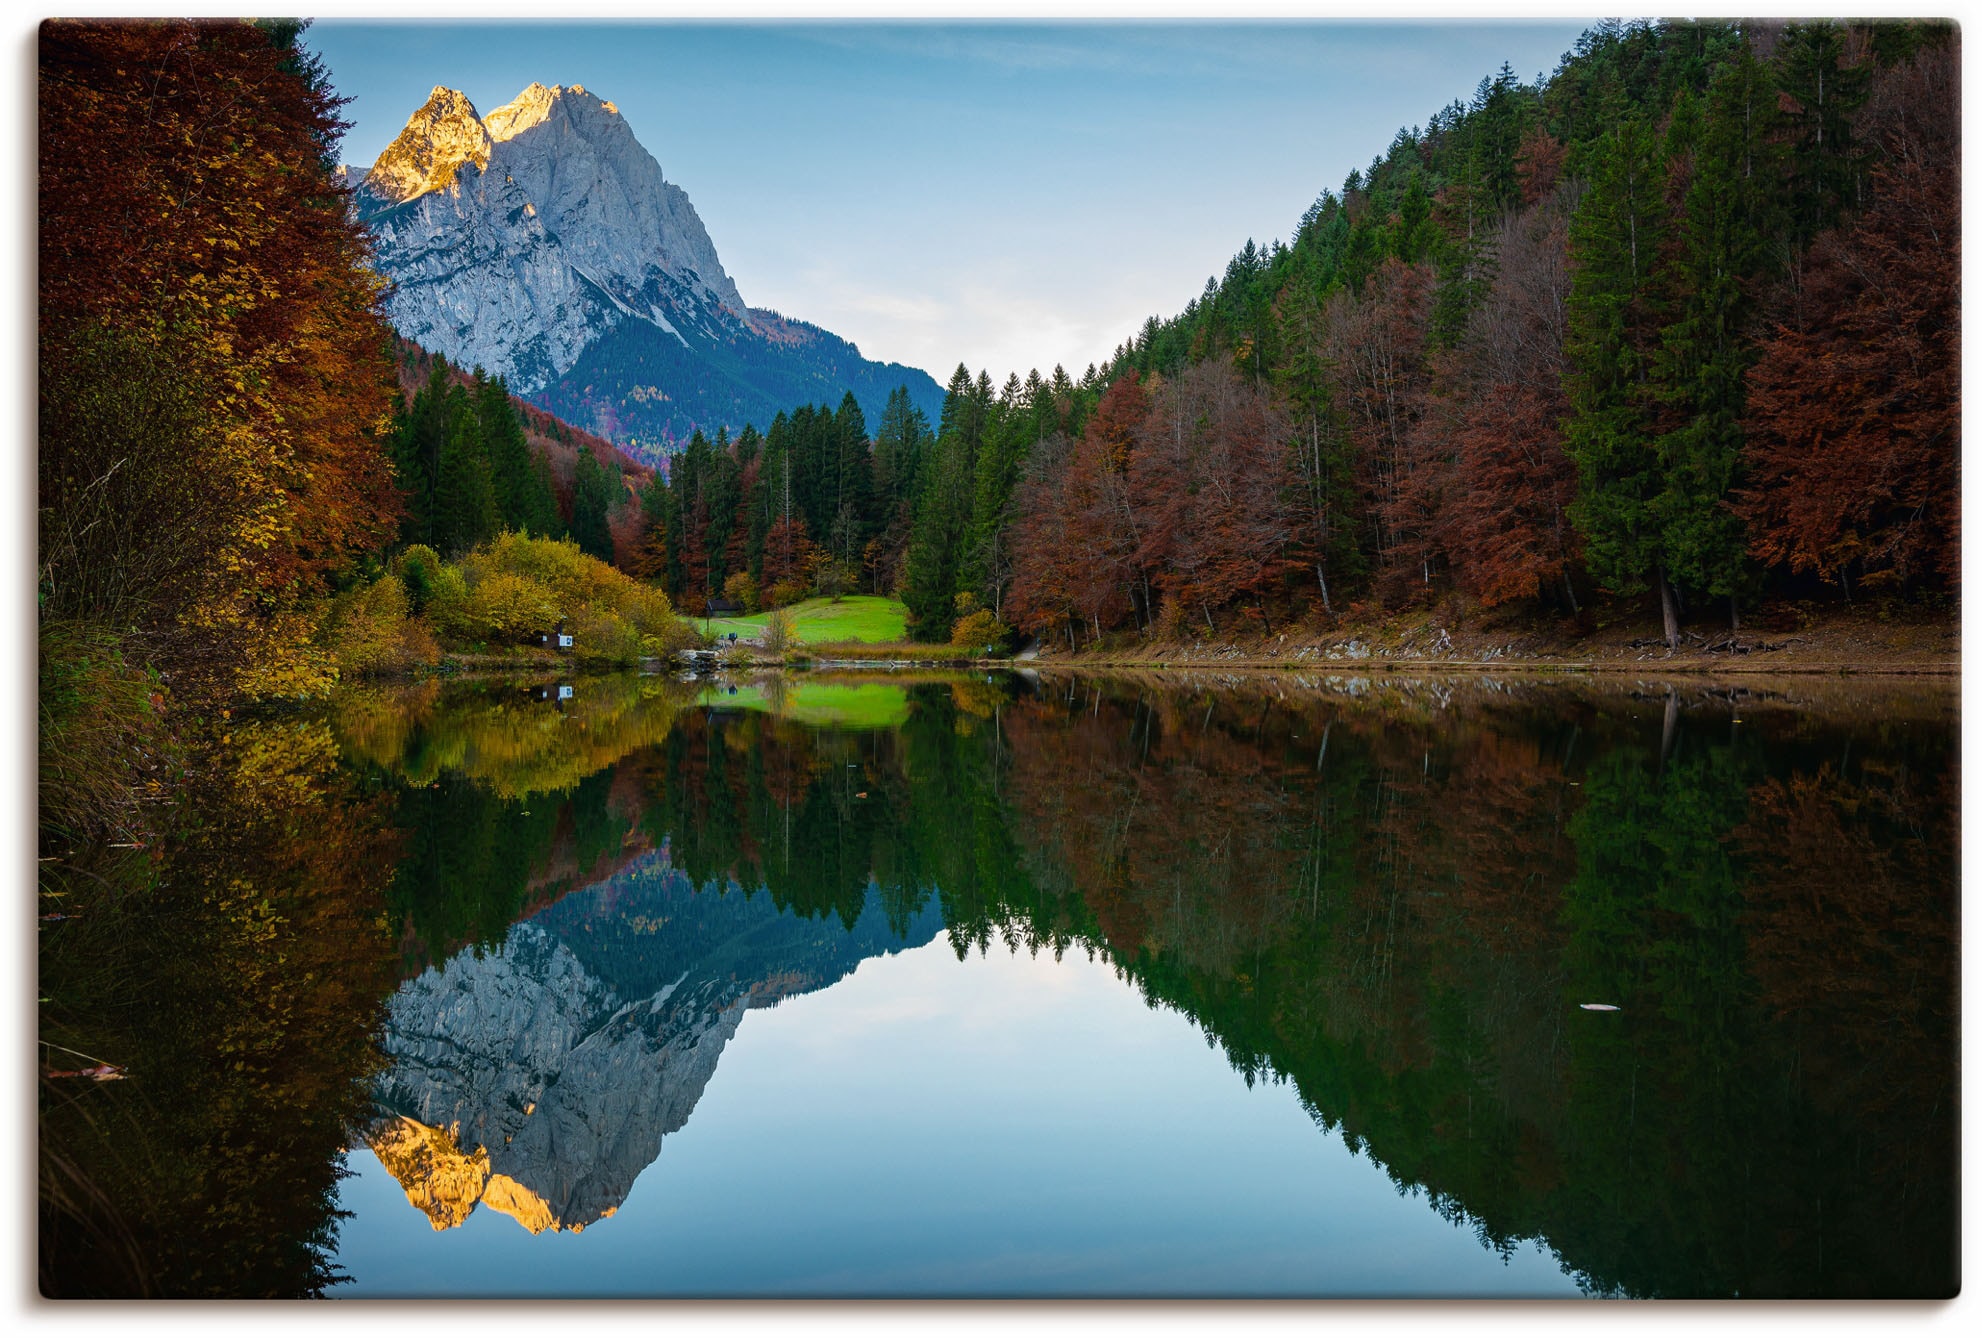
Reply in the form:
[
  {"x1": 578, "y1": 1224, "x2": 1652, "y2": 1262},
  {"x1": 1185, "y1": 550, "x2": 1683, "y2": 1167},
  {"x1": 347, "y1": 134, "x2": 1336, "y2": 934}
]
[{"x1": 40, "y1": 671, "x2": 1956, "y2": 1297}]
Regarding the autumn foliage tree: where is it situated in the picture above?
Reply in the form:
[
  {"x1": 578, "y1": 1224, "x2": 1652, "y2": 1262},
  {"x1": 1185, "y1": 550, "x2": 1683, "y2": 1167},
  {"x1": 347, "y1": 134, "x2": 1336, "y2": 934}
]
[
  {"x1": 1132, "y1": 362, "x2": 1297, "y2": 634},
  {"x1": 1737, "y1": 43, "x2": 1959, "y2": 595},
  {"x1": 39, "y1": 19, "x2": 402, "y2": 699},
  {"x1": 1007, "y1": 376, "x2": 1150, "y2": 646},
  {"x1": 1443, "y1": 183, "x2": 1584, "y2": 609},
  {"x1": 1324, "y1": 259, "x2": 1442, "y2": 600}
]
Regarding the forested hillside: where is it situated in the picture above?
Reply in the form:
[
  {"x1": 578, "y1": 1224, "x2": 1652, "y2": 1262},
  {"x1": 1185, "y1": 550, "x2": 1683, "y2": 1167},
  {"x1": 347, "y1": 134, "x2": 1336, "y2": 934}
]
[
  {"x1": 641, "y1": 19, "x2": 1956, "y2": 651},
  {"x1": 1050, "y1": 18, "x2": 1957, "y2": 650},
  {"x1": 384, "y1": 338, "x2": 652, "y2": 567}
]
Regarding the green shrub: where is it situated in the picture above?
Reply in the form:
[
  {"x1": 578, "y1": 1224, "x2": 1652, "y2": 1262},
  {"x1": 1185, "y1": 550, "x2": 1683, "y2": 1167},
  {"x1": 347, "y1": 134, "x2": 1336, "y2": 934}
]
[{"x1": 394, "y1": 544, "x2": 443, "y2": 614}]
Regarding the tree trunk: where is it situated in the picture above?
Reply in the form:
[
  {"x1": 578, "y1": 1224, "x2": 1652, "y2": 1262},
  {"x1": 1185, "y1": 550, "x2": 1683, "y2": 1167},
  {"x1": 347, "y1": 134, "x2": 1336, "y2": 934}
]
[
  {"x1": 1658, "y1": 568, "x2": 1680, "y2": 652},
  {"x1": 1729, "y1": 594, "x2": 1740, "y2": 632},
  {"x1": 1660, "y1": 689, "x2": 1679, "y2": 766},
  {"x1": 1562, "y1": 569, "x2": 1580, "y2": 617},
  {"x1": 1316, "y1": 563, "x2": 1333, "y2": 616}
]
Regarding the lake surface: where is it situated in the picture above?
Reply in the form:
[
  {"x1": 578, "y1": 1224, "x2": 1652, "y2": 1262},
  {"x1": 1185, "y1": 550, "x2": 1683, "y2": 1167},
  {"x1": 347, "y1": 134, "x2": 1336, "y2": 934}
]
[{"x1": 38, "y1": 670, "x2": 1958, "y2": 1297}]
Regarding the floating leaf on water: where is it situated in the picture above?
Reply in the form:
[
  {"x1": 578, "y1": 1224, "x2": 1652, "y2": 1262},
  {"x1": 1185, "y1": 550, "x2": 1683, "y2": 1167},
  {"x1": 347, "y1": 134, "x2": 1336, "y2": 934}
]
[
  {"x1": 46, "y1": 1064, "x2": 128, "y2": 1081},
  {"x1": 1579, "y1": 1003, "x2": 1620, "y2": 1012}
]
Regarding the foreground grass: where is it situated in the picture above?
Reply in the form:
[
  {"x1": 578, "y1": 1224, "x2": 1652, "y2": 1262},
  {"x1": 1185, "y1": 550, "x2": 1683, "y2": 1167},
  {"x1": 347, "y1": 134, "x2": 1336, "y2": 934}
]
[{"x1": 697, "y1": 595, "x2": 910, "y2": 646}]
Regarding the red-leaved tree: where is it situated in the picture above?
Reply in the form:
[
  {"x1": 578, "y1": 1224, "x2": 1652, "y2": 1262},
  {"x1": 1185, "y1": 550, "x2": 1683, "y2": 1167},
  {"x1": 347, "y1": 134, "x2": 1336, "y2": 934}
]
[{"x1": 1737, "y1": 45, "x2": 1959, "y2": 594}]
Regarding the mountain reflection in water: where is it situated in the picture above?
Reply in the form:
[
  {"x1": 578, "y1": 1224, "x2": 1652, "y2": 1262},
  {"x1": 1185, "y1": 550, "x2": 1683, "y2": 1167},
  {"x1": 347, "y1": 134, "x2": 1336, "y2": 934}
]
[
  {"x1": 38, "y1": 671, "x2": 1957, "y2": 1297},
  {"x1": 364, "y1": 847, "x2": 943, "y2": 1235}
]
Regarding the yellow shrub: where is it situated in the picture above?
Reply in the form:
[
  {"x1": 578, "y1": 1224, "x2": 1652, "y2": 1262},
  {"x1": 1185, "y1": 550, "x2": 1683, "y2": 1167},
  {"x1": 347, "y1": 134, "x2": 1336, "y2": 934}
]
[
  {"x1": 462, "y1": 570, "x2": 561, "y2": 643},
  {"x1": 949, "y1": 609, "x2": 1011, "y2": 653},
  {"x1": 418, "y1": 531, "x2": 689, "y2": 655},
  {"x1": 425, "y1": 565, "x2": 472, "y2": 640},
  {"x1": 723, "y1": 571, "x2": 759, "y2": 613},
  {"x1": 568, "y1": 607, "x2": 642, "y2": 665},
  {"x1": 321, "y1": 573, "x2": 442, "y2": 676}
]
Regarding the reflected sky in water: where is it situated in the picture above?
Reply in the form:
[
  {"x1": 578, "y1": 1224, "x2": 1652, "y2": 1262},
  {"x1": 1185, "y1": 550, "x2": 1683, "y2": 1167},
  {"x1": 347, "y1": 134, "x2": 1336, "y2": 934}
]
[{"x1": 334, "y1": 932, "x2": 1579, "y2": 1296}]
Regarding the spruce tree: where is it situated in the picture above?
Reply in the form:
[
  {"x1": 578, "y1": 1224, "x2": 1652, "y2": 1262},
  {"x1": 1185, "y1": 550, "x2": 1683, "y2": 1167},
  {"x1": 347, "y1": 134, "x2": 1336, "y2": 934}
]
[
  {"x1": 474, "y1": 371, "x2": 557, "y2": 536},
  {"x1": 964, "y1": 373, "x2": 1031, "y2": 616},
  {"x1": 1564, "y1": 117, "x2": 1678, "y2": 644},
  {"x1": 1649, "y1": 50, "x2": 1782, "y2": 624},
  {"x1": 830, "y1": 391, "x2": 874, "y2": 567},
  {"x1": 1776, "y1": 20, "x2": 1870, "y2": 246},
  {"x1": 570, "y1": 445, "x2": 618, "y2": 563},
  {"x1": 432, "y1": 383, "x2": 499, "y2": 556},
  {"x1": 391, "y1": 358, "x2": 453, "y2": 547},
  {"x1": 703, "y1": 427, "x2": 741, "y2": 593},
  {"x1": 901, "y1": 434, "x2": 975, "y2": 641}
]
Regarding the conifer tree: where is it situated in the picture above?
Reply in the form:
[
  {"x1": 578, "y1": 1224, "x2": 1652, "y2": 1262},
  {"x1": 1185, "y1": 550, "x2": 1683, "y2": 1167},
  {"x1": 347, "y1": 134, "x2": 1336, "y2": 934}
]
[
  {"x1": 1648, "y1": 51, "x2": 1783, "y2": 625},
  {"x1": 1564, "y1": 117, "x2": 1679, "y2": 645},
  {"x1": 901, "y1": 435, "x2": 976, "y2": 641},
  {"x1": 392, "y1": 359, "x2": 453, "y2": 546},
  {"x1": 1776, "y1": 20, "x2": 1870, "y2": 247},
  {"x1": 702, "y1": 427, "x2": 741, "y2": 594},
  {"x1": 475, "y1": 372, "x2": 559, "y2": 537},
  {"x1": 432, "y1": 383, "x2": 500, "y2": 556},
  {"x1": 570, "y1": 445, "x2": 619, "y2": 563},
  {"x1": 829, "y1": 392, "x2": 874, "y2": 567}
]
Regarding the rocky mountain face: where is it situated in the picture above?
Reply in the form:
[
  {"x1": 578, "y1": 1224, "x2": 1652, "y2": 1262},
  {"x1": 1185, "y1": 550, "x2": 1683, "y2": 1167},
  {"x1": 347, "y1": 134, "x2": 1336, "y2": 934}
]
[
  {"x1": 353, "y1": 83, "x2": 942, "y2": 456},
  {"x1": 362, "y1": 850, "x2": 944, "y2": 1235}
]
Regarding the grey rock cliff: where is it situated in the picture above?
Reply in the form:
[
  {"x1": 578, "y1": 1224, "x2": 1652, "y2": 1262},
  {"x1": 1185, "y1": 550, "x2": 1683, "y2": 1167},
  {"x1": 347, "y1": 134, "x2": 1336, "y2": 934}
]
[
  {"x1": 357, "y1": 82, "x2": 744, "y2": 397},
  {"x1": 372, "y1": 920, "x2": 744, "y2": 1233}
]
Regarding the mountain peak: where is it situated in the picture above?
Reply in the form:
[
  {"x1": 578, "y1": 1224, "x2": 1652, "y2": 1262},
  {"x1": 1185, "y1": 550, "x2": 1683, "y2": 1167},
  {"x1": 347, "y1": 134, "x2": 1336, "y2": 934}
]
[
  {"x1": 485, "y1": 81, "x2": 623, "y2": 143},
  {"x1": 483, "y1": 81, "x2": 556, "y2": 142},
  {"x1": 357, "y1": 77, "x2": 945, "y2": 445},
  {"x1": 364, "y1": 86, "x2": 490, "y2": 204}
]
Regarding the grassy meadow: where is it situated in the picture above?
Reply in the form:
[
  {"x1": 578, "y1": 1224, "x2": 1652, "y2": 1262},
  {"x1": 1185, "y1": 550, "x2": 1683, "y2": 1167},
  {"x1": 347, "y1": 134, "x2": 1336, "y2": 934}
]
[{"x1": 696, "y1": 596, "x2": 910, "y2": 646}]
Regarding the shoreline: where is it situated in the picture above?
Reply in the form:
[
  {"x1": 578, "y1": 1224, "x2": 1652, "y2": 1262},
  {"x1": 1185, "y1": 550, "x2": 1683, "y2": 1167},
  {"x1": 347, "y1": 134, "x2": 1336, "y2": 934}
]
[
  {"x1": 380, "y1": 648, "x2": 1959, "y2": 681},
  {"x1": 1008, "y1": 654, "x2": 1958, "y2": 677}
]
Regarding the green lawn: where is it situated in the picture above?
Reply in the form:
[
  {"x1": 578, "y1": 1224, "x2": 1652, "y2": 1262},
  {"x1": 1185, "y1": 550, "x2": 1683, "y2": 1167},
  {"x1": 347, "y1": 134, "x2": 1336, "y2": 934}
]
[
  {"x1": 699, "y1": 681, "x2": 911, "y2": 729},
  {"x1": 695, "y1": 595, "x2": 910, "y2": 646}
]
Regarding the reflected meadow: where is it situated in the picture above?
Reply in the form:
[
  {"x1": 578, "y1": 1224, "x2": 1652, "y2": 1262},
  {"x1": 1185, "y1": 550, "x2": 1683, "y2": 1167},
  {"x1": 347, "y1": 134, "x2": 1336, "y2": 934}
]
[{"x1": 39, "y1": 670, "x2": 1957, "y2": 1297}]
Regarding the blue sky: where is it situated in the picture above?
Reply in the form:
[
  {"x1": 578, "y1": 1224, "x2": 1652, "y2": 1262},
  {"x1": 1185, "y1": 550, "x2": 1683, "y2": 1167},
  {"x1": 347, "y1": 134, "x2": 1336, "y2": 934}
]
[{"x1": 308, "y1": 19, "x2": 1597, "y2": 384}]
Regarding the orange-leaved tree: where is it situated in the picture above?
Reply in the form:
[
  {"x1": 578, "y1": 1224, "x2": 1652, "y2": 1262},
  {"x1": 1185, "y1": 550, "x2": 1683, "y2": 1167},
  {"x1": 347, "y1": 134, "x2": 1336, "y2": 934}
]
[
  {"x1": 40, "y1": 18, "x2": 402, "y2": 700},
  {"x1": 1736, "y1": 44, "x2": 1959, "y2": 596}
]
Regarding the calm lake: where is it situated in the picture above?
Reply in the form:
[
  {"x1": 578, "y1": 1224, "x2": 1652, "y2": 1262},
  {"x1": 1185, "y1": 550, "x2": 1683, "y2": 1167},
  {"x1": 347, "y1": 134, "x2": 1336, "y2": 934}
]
[{"x1": 38, "y1": 670, "x2": 1957, "y2": 1298}]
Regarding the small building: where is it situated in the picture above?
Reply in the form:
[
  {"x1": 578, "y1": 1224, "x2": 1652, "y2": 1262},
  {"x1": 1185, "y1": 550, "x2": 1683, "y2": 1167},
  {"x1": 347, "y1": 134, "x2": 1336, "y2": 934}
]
[{"x1": 706, "y1": 597, "x2": 743, "y2": 617}]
